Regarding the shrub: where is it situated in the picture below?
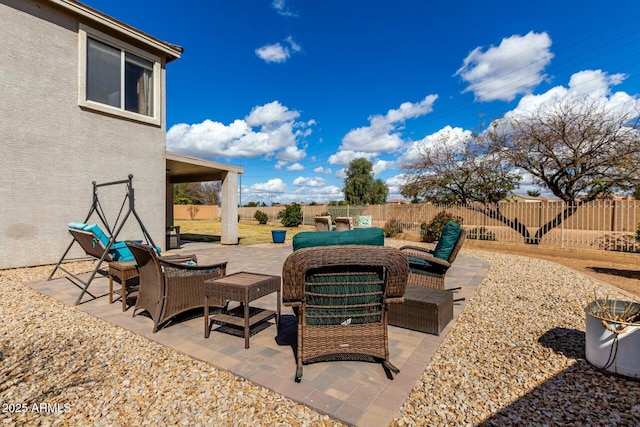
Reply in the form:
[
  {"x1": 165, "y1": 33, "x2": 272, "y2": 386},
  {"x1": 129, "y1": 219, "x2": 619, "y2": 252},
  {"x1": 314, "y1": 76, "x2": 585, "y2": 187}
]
[
  {"x1": 383, "y1": 217, "x2": 403, "y2": 237},
  {"x1": 187, "y1": 205, "x2": 200, "y2": 220},
  {"x1": 254, "y1": 210, "x2": 268, "y2": 224},
  {"x1": 467, "y1": 226, "x2": 496, "y2": 241},
  {"x1": 421, "y1": 211, "x2": 463, "y2": 241},
  {"x1": 592, "y1": 233, "x2": 640, "y2": 252},
  {"x1": 175, "y1": 197, "x2": 193, "y2": 205},
  {"x1": 277, "y1": 203, "x2": 303, "y2": 227}
]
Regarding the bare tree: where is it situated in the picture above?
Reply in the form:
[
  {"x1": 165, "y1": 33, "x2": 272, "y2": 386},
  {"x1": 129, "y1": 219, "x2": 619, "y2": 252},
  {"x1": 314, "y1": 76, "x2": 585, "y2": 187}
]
[
  {"x1": 402, "y1": 131, "x2": 519, "y2": 205},
  {"x1": 492, "y1": 97, "x2": 640, "y2": 203},
  {"x1": 490, "y1": 96, "x2": 640, "y2": 242},
  {"x1": 173, "y1": 181, "x2": 221, "y2": 205},
  {"x1": 402, "y1": 96, "x2": 640, "y2": 244},
  {"x1": 198, "y1": 181, "x2": 222, "y2": 206},
  {"x1": 402, "y1": 130, "x2": 530, "y2": 240}
]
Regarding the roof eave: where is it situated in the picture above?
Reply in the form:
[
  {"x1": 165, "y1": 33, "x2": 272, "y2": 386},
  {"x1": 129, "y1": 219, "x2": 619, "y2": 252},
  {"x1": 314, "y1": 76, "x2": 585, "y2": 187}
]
[{"x1": 49, "y1": 0, "x2": 183, "y2": 62}]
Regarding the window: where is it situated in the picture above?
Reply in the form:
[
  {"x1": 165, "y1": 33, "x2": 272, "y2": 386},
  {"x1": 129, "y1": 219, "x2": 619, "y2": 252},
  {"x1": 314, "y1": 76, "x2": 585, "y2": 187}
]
[{"x1": 79, "y1": 26, "x2": 161, "y2": 125}]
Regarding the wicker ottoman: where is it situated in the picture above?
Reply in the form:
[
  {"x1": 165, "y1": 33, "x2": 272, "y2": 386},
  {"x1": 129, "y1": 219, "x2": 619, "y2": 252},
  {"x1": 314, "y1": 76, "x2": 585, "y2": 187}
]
[{"x1": 388, "y1": 286, "x2": 453, "y2": 335}]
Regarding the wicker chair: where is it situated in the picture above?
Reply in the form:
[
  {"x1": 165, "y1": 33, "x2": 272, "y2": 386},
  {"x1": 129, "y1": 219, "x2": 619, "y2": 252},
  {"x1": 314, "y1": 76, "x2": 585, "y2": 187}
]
[
  {"x1": 334, "y1": 216, "x2": 353, "y2": 231},
  {"x1": 314, "y1": 216, "x2": 332, "y2": 231},
  {"x1": 400, "y1": 223, "x2": 467, "y2": 290},
  {"x1": 126, "y1": 241, "x2": 228, "y2": 333},
  {"x1": 282, "y1": 245, "x2": 409, "y2": 382}
]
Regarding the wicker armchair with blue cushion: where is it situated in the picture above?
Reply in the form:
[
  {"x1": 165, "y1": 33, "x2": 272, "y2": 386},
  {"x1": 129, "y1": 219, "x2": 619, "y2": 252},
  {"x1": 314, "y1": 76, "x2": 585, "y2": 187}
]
[
  {"x1": 400, "y1": 221, "x2": 467, "y2": 290},
  {"x1": 283, "y1": 228, "x2": 408, "y2": 382}
]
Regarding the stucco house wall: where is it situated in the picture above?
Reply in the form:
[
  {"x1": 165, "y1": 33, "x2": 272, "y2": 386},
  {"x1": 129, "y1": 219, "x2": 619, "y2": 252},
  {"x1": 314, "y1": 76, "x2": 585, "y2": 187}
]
[{"x1": 0, "y1": 0, "x2": 181, "y2": 269}]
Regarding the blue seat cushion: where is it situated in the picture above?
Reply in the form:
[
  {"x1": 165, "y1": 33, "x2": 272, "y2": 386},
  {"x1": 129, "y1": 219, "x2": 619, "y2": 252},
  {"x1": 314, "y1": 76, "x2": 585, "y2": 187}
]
[
  {"x1": 68, "y1": 222, "x2": 88, "y2": 230},
  {"x1": 83, "y1": 223, "x2": 110, "y2": 247},
  {"x1": 69, "y1": 222, "x2": 159, "y2": 261},
  {"x1": 293, "y1": 227, "x2": 384, "y2": 251},
  {"x1": 110, "y1": 241, "x2": 135, "y2": 261},
  {"x1": 432, "y1": 222, "x2": 461, "y2": 260}
]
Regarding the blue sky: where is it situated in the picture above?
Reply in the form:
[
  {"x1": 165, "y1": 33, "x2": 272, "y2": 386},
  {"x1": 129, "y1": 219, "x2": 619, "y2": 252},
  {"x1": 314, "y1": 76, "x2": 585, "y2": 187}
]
[{"x1": 83, "y1": 0, "x2": 640, "y2": 205}]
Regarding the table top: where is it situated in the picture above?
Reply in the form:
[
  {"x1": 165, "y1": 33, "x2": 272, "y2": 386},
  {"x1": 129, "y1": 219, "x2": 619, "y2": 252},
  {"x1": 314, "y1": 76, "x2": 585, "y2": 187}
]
[
  {"x1": 204, "y1": 272, "x2": 281, "y2": 301},
  {"x1": 208, "y1": 272, "x2": 277, "y2": 285},
  {"x1": 108, "y1": 260, "x2": 137, "y2": 271}
]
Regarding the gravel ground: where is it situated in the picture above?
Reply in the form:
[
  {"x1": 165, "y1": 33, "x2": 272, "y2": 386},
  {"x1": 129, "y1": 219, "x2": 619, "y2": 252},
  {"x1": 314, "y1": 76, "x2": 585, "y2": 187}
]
[{"x1": 1, "y1": 249, "x2": 639, "y2": 426}]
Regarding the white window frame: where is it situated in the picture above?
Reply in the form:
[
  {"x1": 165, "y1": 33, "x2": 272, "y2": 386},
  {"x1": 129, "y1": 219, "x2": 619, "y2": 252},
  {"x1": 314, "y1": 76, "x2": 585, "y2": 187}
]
[{"x1": 78, "y1": 24, "x2": 162, "y2": 126}]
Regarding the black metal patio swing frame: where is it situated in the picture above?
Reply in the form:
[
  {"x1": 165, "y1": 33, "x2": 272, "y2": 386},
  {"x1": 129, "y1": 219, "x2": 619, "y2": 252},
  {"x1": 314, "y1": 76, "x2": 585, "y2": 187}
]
[{"x1": 48, "y1": 175, "x2": 157, "y2": 305}]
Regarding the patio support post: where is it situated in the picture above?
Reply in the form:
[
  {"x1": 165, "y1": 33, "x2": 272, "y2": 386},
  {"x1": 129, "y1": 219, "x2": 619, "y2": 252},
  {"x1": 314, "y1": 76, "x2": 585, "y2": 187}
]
[{"x1": 221, "y1": 171, "x2": 239, "y2": 245}]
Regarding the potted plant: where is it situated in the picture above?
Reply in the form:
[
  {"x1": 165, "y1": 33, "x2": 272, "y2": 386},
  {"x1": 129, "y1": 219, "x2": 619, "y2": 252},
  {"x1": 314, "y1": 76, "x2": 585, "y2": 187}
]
[{"x1": 584, "y1": 296, "x2": 640, "y2": 379}]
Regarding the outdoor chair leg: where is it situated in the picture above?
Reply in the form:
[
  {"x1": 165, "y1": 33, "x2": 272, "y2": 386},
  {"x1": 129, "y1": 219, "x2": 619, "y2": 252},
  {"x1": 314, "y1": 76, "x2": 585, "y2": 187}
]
[
  {"x1": 383, "y1": 360, "x2": 400, "y2": 376},
  {"x1": 295, "y1": 366, "x2": 303, "y2": 383}
]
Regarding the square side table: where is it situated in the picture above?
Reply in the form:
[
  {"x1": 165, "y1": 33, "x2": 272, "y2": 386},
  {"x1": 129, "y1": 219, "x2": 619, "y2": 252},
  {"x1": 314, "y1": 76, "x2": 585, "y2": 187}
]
[
  {"x1": 108, "y1": 260, "x2": 139, "y2": 312},
  {"x1": 204, "y1": 272, "x2": 281, "y2": 348}
]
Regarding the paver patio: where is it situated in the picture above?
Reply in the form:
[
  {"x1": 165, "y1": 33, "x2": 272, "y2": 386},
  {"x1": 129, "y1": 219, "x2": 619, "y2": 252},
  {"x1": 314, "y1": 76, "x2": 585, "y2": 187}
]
[{"x1": 27, "y1": 241, "x2": 488, "y2": 426}]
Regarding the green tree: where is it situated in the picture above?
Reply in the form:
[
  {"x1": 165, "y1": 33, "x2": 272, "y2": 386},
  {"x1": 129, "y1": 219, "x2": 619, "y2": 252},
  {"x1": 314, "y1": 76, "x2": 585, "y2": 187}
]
[
  {"x1": 343, "y1": 158, "x2": 388, "y2": 204},
  {"x1": 369, "y1": 179, "x2": 389, "y2": 205}
]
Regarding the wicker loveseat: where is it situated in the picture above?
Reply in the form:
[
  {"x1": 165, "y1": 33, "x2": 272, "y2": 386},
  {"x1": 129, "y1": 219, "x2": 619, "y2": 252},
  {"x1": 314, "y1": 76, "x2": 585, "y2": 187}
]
[
  {"x1": 283, "y1": 228, "x2": 409, "y2": 382},
  {"x1": 126, "y1": 241, "x2": 228, "y2": 333}
]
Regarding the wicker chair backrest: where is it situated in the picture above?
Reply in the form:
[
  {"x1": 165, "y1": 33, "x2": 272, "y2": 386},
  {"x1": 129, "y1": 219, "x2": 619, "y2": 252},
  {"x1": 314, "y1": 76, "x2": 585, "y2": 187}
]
[
  {"x1": 126, "y1": 241, "x2": 165, "y2": 322},
  {"x1": 282, "y1": 245, "x2": 408, "y2": 304}
]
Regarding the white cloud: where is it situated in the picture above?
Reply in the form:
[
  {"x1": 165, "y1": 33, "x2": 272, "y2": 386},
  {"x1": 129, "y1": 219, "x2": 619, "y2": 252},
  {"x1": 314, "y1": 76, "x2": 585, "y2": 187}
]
[
  {"x1": 275, "y1": 145, "x2": 306, "y2": 162},
  {"x1": 248, "y1": 179, "x2": 287, "y2": 193},
  {"x1": 272, "y1": 0, "x2": 297, "y2": 17},
  {"x1": 400, "y1": 125, "x2": 472, "y2": 165},
  {"x1": 293, "y1": 176, "x2": 327, "y2": 187},
  {"x1": 385, "y1": 174, "x2": 410, "y2": 197},
  {"x1": 255, "y1": 37, "x2": 302, "y2": 63},
  {"x1": 505, "y1": 70, "x2": 640, "y2": 119},
  {"x1": 327, "y1": 150, "x2": 377, "y2": 167},
  {"x1": 340, "y1": 95, "x2": 438, "y2": 153},
  {"x1": 246, "y1": 101, "x2": 300, "y2": 126},
  {"x1": 287, "y1": 163, "x2": 304, "y2": 171},
  {"x1": 327, "y1": 95, "x2": 438, "y2": 173},
  {"x1": 255, "y1": 43, "x2": 290, "y2": 63},
  {"x1": 286, "y1": 36, "x2": 301, "y2": 52},
  {"x1": 456, "y1": 31, "x2": 554, "y2": 102},
  {"x1": 314, "y1": 166, "x2": 332, "y2": 174},
  {"x1": 372, "y1": 159, "x2": 395, "y2": 175},
  {"x1": 166, "y1": 100, "x2": 311, "y2": 161}
]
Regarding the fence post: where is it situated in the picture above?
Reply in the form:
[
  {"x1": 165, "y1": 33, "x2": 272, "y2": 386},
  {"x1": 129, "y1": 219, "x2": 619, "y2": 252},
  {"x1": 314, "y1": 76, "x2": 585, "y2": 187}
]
[{"x1": 561, "y1": 201, "x2": 565, "y2": 248}]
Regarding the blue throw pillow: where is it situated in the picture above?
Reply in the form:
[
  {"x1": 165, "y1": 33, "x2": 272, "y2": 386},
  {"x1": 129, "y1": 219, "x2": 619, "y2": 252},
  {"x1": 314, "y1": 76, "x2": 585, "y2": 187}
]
[{"x1": 432, "y1": 222, "x2": 461, "y2": 260}]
